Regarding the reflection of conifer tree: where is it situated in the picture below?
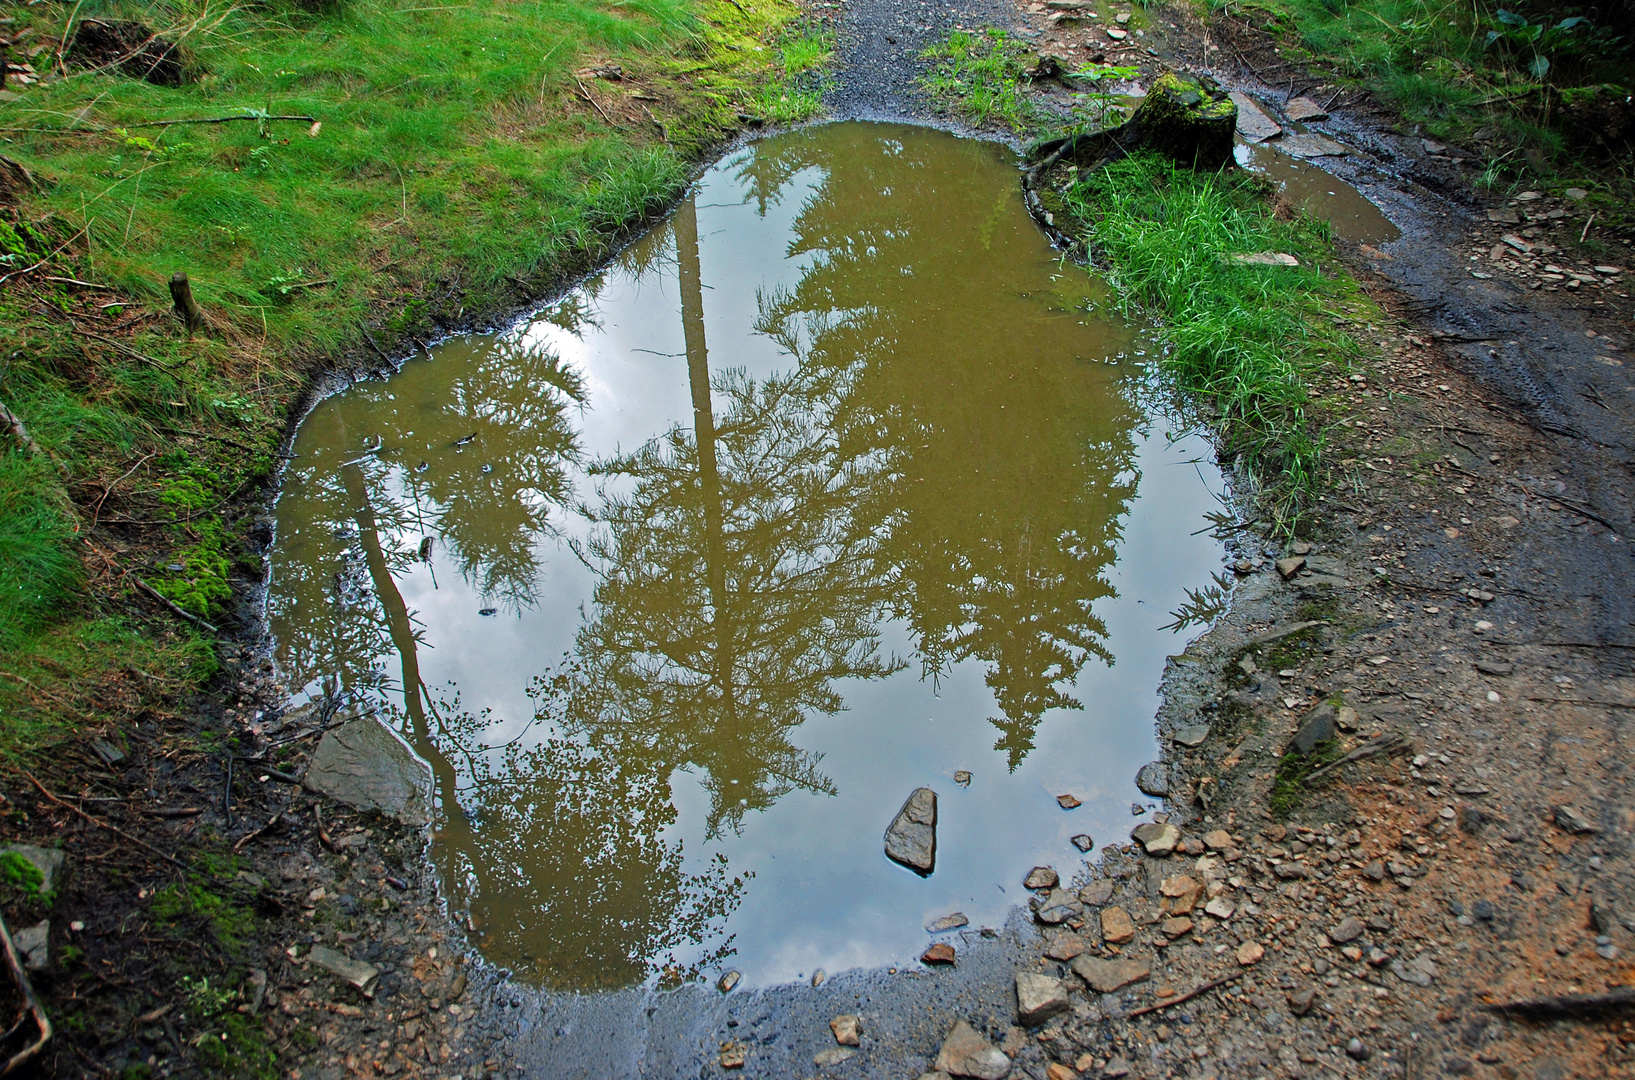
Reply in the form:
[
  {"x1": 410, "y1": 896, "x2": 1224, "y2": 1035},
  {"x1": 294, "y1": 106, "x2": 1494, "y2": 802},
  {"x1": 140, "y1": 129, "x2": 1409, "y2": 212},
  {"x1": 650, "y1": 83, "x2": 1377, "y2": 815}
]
[
  {"x1": 567, "y1": 205, "x2": 900, "y2": 841},
  {"x1": 750, "y1": 125, "x2": 1144, "y2": 768}
]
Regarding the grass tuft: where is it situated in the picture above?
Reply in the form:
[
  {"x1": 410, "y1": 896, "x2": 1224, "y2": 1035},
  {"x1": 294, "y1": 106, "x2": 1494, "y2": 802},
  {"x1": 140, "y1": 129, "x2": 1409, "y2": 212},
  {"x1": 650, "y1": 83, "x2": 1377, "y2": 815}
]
[{"x1": 1061, "y1": 153, "x2": 1364, "y2": 526}]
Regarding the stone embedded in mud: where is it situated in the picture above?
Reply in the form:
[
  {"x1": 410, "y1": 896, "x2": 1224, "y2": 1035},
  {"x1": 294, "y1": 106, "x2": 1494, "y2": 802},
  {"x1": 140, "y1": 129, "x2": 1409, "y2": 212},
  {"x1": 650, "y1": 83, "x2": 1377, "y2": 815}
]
[
  {"x1": 717, "y1": 970, "x2": 741, "y2": 993},
  {"x1": 813, "y1": 1047, "x2": 856, "y2": 1067},
  {"x1": 1160, "y1": 874, "x2": 1202, "y2": 913},
  {"x1": 1016, "y1": 972, "x2": 1071, "y2": 1026},
  {"x1": 1173, "y1": 724, "x2": 1210, "y2": 748},
  {"x1": 1277, "y1": 132, "x2": 1350, "y2": 158},
  {"x1": 1160, "y1": 916, "x2": 1194, "y2": 938},
  {"x1": 922, "y1": 942, "x2": 957, "y2": 965},
  {"x1": 884, "y1": 787, "x2": 937, "y2": 875},
  {"x1": 1071, "y1": 954, "x2": 1150, "y2": 994},
  {"x1": 1236, "y1": 940, "x2": 1266, "y2": 966},
  {"x1": 1275, "y1": 555, "x2": 1307, "y2": 579},
  {"x1": 1025, "y1": 866, "x2": 1059, "y2": 891},
  {"x1": 1035, "y1": 888, "x2": 1084, "y2": 925},
  {"x1": 1284, "y1": 96, "x2": 1330, "y2": 123},
  {"x1": 719, "y1": 1040, "x2": 748, "y2": 1069},
  {"x1": 304, "y1": 711, "x2": 435, "y2": 827},
  {"x1": 309, "y1": 945, "x2": 380, "y2": 995},
  {"x1": 1202, "y1": 829, "x2": 1233, "y2": 851},
  {"x1": 830, "y1": 1014, "x2": 862, "y2": 1046},
  {"x1": 1135, "y1": 761, "x2": 1169, "y2": 798},
  {"x1": 1131, "y1": 820, "x2": 1181, "y2": 856},
  {"x1": 934, "y1": 1021, "x2": 1011, "y2": 1080},
  {"x1": 1079, "y1": 880, "x2": 1114, "y2": 906},
  {"x1": 1043, "y1": 932, "x2": 1088, "y2": 961},
  {"x1": 1330, "y1": 917, "x2": 1366, "y2": 944},
  {"x1": 1100, "y1": 905, "x2": 1136, "y2": 944},
  {"x1": 1554, "y1": 805, "x2": 1601, "y2": 834},
  {"x1": 1290, "y1": 703, "x2": 1338, "y2": 756}
]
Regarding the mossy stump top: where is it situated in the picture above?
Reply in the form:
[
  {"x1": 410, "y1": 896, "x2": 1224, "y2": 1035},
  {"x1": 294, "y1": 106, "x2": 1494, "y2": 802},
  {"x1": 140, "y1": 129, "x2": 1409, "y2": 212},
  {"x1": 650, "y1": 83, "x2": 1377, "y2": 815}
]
[{"x1": 1131, "y1": 72, "x2": 1237, "y2": 171}]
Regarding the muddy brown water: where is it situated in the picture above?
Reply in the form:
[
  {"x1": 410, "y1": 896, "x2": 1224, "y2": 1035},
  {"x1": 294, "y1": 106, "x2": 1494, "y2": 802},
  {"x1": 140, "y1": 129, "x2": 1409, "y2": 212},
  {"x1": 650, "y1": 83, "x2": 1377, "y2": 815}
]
[
  {"x1": 268, "y1": 121, "x2": 1227, "y2": 993},
  {"x1": 1234, "y1": 139, "x2": 1400, "y2": 246}
]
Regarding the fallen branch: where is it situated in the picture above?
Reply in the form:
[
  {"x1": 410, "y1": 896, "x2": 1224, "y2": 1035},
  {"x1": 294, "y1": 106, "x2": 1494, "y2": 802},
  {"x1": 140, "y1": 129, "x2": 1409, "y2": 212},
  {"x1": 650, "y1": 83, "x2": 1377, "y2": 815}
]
[
  {"x1": 1129, "y1": 971, "x2": 1244, "y2": 1017},
  {"x1": 23, "y1": 771, "x2": 189, "y2": 873},
  {"x1": 1483, "y1": 987, "x2": 1635, "y2": 1019},
  {"x1": 0, "y1": 398, "x2": 43, "y2": 457},
  {"x1": 232, "y1": 810, "x2": 282, "y2": 853},
  {"x1": 575, "y1": 80, "x2": 615, "y2": 126},
  {"x1": 129, "y1": 113, "x2": 318, "y2": 128},
  {"x1": 1306, "y1": 732, "x2": 1410, "y2": 785},
  {"x1": 133, "y1": 577, "x2": 221, "y2": 635}
]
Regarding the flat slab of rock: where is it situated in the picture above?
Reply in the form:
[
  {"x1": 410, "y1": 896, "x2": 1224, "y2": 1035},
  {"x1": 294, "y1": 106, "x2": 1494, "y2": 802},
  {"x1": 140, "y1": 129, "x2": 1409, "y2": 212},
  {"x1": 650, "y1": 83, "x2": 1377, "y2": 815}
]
[
  {"x1": 309, "y1": 944, "x2": 380, "y2": 995},
  {"x1": 814, "y1": 1046, "x2": 856, "y2": 1067},
  {"x1": 1100, "y1": 905, "x2": 1136, "y2": 944},
  {"x1": 1278, "y1": 132, "x2": 1350, "y2": 158},
  {"x1": 1231, "y1": 91, "x2": 1282, "y2": 141},
  {"x1": 305, "y1": 713, "x2": 434, "y2": 826},
  {"x1": 1016, "y1": 973, "x2": 1071, "y2": 1026},
  {"x1": 1043, "y1": 932, "x2": 1088, "y2": 961},
  {"x1": 1285, "y1": 96, "x2": 1330, "y2": 122},
  {"x1": 1035, "y1": 888, "x2": 1083, "y2": 925},
  {"x1": 885, "y1": 787, "x2": 937, "y2": 875},
  {"x1": 925, "y1": 911, "x2": 969, "y2": 932},
  {"x1": 935, "y1": 1020, "x2": 1011, "y2": 1080},
  {"x1": 1071, "y1": 955, "x2": 1150, "y2": 994},
  {"x1": 1172, "y1": 723, "x2": 1210, "y2": 748},
  {"x1": 1079, "y1": 880, "x2": 1114, "y2": 906},
  {"x1": 1131, "y1": 820, "x2": 1180, "y2": 856}
]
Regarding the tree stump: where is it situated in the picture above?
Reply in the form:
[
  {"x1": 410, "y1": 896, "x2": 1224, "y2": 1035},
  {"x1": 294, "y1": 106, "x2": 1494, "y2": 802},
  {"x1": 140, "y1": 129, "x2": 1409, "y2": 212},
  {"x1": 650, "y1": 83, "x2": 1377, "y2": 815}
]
[
  {"x1": 1024, "y1": 73, "x2": 1239, "y2": 220},
  {"x1": 169, "y1": 272, "x2": 205, "y2": 333}
]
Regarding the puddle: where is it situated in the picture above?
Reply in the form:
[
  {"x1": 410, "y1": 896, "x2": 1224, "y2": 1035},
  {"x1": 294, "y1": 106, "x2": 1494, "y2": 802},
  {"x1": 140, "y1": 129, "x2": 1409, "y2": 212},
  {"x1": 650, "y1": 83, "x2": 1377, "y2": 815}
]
[
  {"x1": 268, "y1": 122, "x2": 1226, "y2": 993},
  {"x1": 1235, "y1": 140, "x2": 1400, "y2": 246}
]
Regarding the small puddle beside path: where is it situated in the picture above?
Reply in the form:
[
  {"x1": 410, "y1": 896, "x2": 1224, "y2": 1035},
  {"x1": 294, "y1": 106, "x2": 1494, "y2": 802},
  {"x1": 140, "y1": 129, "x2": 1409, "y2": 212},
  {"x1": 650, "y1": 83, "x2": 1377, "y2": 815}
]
[{"x1": 268, "y1": 121, "x2": 1227, "y2": 993}]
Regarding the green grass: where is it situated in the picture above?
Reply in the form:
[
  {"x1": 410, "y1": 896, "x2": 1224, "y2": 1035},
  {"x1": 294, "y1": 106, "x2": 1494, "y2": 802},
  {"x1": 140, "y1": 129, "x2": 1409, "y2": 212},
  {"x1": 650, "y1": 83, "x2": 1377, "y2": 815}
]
[
  {"x1": 1061, "y1": 153, "x2": 1365, "y2": 526},
  {"x1": 0, "y1": 0, "x2": 810, "y2": 760},
  {"x1": 921, "y1": 28, "x2": 1039, "y2": 131},
  {"x1": 1217, "y1": 0, "x2": 1635, "y2": 187},
  {"x1": 752, "y1": 16, "x2": 835, "y2": 122}
]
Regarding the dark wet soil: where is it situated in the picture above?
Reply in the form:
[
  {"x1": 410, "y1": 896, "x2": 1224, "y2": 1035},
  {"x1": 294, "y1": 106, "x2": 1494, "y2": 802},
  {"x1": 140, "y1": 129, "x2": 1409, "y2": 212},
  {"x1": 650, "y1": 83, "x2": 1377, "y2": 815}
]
[{"x1": 827, "y1": 0, "x2": 1016, "y2": 119}]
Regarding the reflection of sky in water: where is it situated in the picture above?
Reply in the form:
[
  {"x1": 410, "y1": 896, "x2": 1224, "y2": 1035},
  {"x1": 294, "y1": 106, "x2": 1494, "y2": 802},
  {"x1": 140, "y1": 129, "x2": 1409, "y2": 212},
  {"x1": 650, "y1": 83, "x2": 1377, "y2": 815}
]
[{"x1": 269, "y1": 122, "x2": 1227, "y2": 991}]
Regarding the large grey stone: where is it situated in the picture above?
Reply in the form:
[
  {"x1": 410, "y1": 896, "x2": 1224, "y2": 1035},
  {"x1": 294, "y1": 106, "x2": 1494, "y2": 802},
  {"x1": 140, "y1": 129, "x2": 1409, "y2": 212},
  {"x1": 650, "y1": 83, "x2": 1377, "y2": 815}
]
[
  {"x1": 1173, "y1": 724, "x2": 1211, "y2": 748},
  {"x1": 1, "y1": 844, "x2": 65, "y2": 893},
  {"x1": 1231, "y1": 91, "x2": 1282, "y2": 142},
  {"x1": 12, "y1": 920, "x2": 48, "y2": 971},
  {"x1": 1290, "y1": 703, "x2": 1337, "y2": 756},
  {"x1": 1278, "y1": 133, "x2": 1349, "y2": 158},
  {"x1": 1016, "y1": 973, "x2": 1070, "y2": 1026},
  {"x1": 1135, "y1": 762, "x2": 1169, "y2": 797},
  {"x1": 934, "y1": 1021, "x2": 1010, "y2": 1080},
  {"x1": 884, "y1": 787, "x2": 937, "y2": 875},
  {"x1": 305, "y1": 713, "x2": 434, "y2": 826}
]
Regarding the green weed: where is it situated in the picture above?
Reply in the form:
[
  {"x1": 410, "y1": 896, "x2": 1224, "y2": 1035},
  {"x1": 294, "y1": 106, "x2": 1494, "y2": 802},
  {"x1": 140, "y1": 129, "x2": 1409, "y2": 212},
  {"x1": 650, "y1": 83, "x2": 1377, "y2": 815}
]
[
  {"x1": 921, "y1": 28, "x2": 1039, "y2": 131},
  {"x1": 1269, "y1": 739, "x2": 1345, "y2": 818},
  {"x1": 0, "y1": 851, "x2": 45, "y2": 896},
  {"x1": 752, "y1": 17, "x2": 834, "y2": 122},
  {"x1": 1061, "y1": 153, "x2": 1364, "y2": 526},
  {"x1": 0, "y1": 453, "x2": 80, "y2": 651}
]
